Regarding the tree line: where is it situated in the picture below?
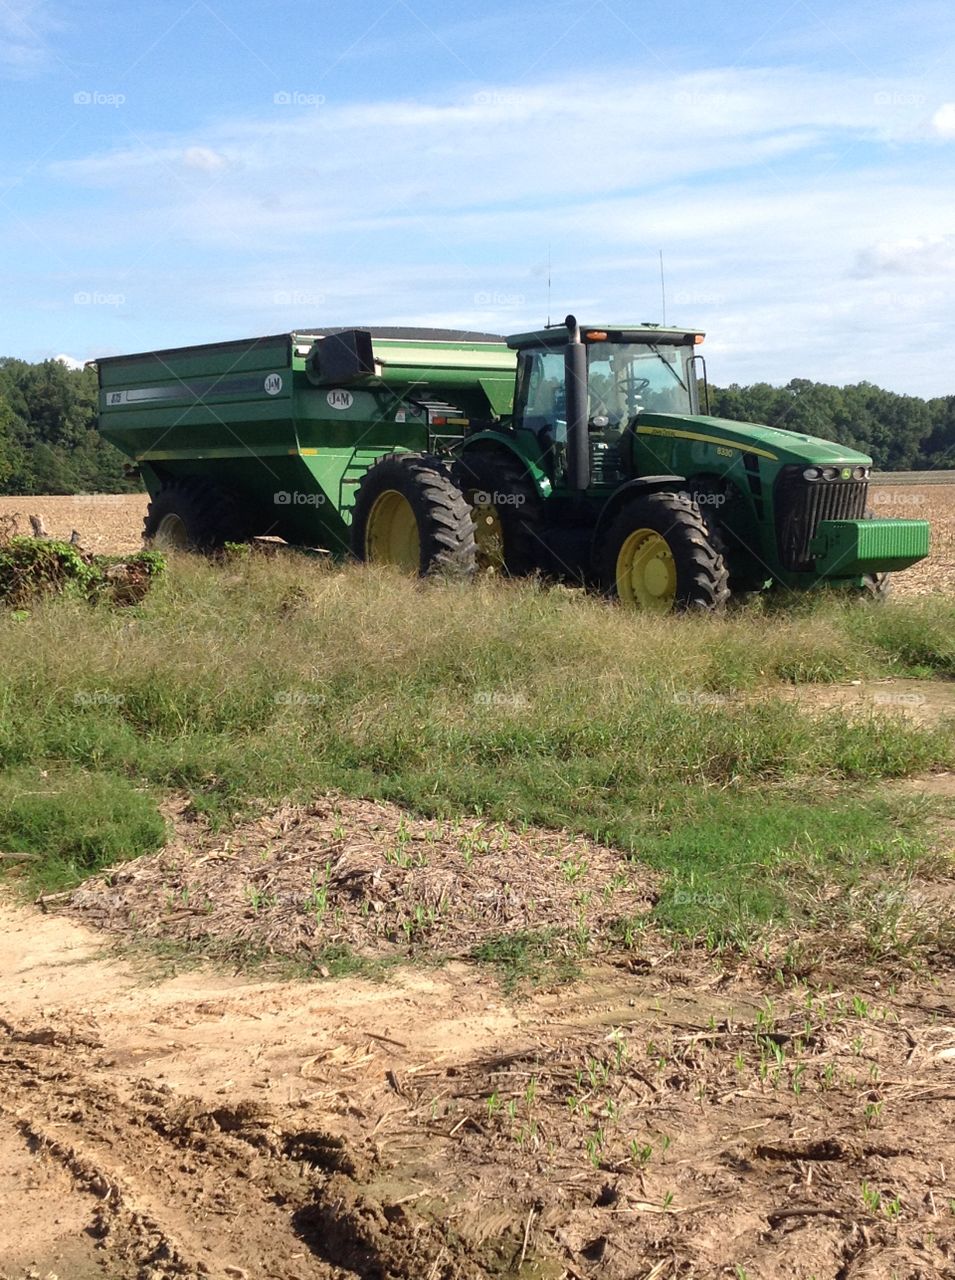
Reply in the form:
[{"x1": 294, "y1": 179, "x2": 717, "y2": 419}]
[
  {"x1": 0, "y1": 357, "x2": 952, "y2": 495},
  {"x1": 709, "y1": 379, "x2": 955, "y2": 472},
  {"x1": 0, "y1": 358, "x2": 136, "y2": 495}
]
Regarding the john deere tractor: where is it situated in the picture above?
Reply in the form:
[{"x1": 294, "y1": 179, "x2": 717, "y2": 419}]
[
  {"x1": 450, "y1": 316, "x2": 928, "y2": 609},
  {"x1": 95, "y1": 317, "x2": 928, "y2": 611}
]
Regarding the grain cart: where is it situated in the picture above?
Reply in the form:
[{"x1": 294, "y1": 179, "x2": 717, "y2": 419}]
[
  {"x1": 96, "y1": 317, "x2": 929, "y2": 610},
  {"x1": 95, "y1": 327, "x2": 517, "y2": 568}
]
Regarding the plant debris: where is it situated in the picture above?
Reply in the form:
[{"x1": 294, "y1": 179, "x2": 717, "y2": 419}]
[{"x1": 64, "y1": 795, "x2": 657, "y2": 969}]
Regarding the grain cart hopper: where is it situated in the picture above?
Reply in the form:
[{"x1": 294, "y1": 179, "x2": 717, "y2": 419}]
[
  {"x1": 451, "y1": 316, "x2": 930, "y2": 609},
  {"x1": 95, "y1": 327, "x2": 516, "y2": 568}
]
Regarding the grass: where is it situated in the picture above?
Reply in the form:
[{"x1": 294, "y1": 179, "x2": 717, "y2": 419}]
[
  {"x1": 0, "y1": 553, "x2": 951, "y2": 939},
  {"x1": 470, "y1": 929, "x2": 586, "y2": 991},
  {"x1": 0, "y1": 765, "x2": 166, "y2": 893},
  {"x1": 118, "y1": 935, "x2": 395, "y2": 983}
]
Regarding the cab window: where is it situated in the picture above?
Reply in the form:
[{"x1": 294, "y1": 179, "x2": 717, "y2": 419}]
[{"x1": 514, "y1": 349, "x2": 566, "y2": 440}]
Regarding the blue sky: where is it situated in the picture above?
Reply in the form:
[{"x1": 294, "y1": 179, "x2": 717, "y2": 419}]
[{"x1": 1, "y1": 0, "x2": 954, "y2": 394}]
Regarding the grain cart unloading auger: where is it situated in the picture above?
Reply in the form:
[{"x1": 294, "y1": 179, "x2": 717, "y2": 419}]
[{"x1": 96, "y1": 317, "x2": 929, "y2": 611}]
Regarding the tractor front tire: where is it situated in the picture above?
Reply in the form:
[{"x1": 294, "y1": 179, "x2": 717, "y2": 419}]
[
  {"x1": 452, "y1": 450, "x2": 542, "y2": 575},
  {"x1": 351, "y1": 453, "x2": 476, "y2": 577},
  {"x1": 600, "y1": 491, "x2": 730, "y2": 614},
  {"x1": 143, "y1": 479, "x2": 249, "y2": 552}
]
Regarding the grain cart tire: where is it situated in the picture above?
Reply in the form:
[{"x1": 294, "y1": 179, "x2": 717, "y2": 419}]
[
  {"x1": 351, "y1": 453, "x2": 476, "y2": 577},
  {"x1": 452, "y1": 450, "x2": 542, "y2": 575},
  {"x1": 143, "y1": 479, "x2": 249, "y2": 552},
  {"x1": 600, "y1": 491, "x2": 730, "y2": 614}
]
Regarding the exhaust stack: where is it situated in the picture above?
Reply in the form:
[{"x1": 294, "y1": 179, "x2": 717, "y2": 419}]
[{"x1": 563, "y1": 314, "x2": 589, "y2": 491}]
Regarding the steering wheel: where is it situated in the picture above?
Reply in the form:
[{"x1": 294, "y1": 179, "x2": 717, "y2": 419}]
[{"x1": 621, "y1": 373, "x2": 650, "y2": 401}]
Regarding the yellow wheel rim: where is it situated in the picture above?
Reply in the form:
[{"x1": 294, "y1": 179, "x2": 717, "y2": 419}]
[
  {"x1": 471, "y1": 499, "x2": 505, "y2": 571},
  {"x1": 615, "y1": 528, "x2": 677, "y2": 612},
  {"x1": 153, "y1": 512, "x2": 190, "y2": 550},
  {"x1": 365, "y1": 489, "x2": 420, "y2": 571}
]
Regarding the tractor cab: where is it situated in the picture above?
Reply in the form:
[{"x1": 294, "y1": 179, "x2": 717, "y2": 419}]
[{"x1": 506, "y1": 319, "x2": 706, "y2": 490}]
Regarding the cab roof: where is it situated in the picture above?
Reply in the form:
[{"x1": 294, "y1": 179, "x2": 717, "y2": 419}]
[{"x1": 506, "y1": 324, "x2": 704, "y2": 350}]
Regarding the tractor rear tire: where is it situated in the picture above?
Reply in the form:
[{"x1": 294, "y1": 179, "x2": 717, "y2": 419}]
[
  {"x1": 351, "y1": 453, "x2": 476, "y2": 577},
  {"x1": 452, "y1": 450, "x2": 542, "y2": 575},
  {"x1": 599, "y1": 491, "x2": 730, "y2": 614},
  {"x1": 143, "y1": 479, "x2": 249, "y2": 552}
]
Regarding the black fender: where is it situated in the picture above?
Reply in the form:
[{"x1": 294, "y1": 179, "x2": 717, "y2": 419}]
[{"x1": 589, "y1": 475, "x2": 686, "y2": 569}]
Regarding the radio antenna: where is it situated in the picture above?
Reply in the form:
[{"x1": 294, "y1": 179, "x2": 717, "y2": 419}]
[
  {"x1": 547, "y1": 245, "x2": 552, "y2": 327},
  {"x1": 659, "y1": 249, "x2": 667, "y2": 326}
]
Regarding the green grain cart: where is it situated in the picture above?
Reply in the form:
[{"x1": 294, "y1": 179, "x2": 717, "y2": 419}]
[{"x1": 96, "y1": 317, "x2": 929, "y2": 611}]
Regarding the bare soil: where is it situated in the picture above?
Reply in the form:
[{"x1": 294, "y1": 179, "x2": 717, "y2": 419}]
[
  {"x1": 784, "y1": 678, "x2": 955, "y2": 729},
  {"x1": 0, "y1": 495, "x2": 147, "y2": 556},
  {"x1": 3, "y1": 797, "x2": 955, "y2": 1280}
]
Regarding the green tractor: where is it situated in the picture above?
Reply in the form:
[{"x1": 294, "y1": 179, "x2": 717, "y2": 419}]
[
  {"x1": 450, "y1": 315, "x2": 928, "y2": 610},
  {"x1": 95, "y1": 318, "x2": 928, "y2": 611}
]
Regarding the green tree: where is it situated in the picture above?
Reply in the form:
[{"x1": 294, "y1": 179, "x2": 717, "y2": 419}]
[{"x1": 0, "y1": 357, "x2": 138, "y2": 495}]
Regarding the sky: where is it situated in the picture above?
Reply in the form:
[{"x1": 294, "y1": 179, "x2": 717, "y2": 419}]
[{"x1": 1, "y1": 0, "x2": 954, "y2": 395}]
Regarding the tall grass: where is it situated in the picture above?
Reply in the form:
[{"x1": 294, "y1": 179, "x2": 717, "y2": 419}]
[{"x1": 0, "y1": 554, "x2": 951, "y2": 927}]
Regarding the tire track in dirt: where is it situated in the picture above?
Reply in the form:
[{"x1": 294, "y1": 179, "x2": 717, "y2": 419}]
[{"x1": 0, "y1": 1022, "x2": 506, "y2": 1280}]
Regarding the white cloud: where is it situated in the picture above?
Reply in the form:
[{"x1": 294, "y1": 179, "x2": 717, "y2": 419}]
[
  {"x1": 853, "y1": 235, "x2": 955, "y2": 278},
  {"x1": 51, "y1": 64, "x2": 934, "y2": 206},
  {"x1": 931, "y1": 102, "x2": 955, "y2": 138},
  {"x1": 0, "y1": 0, "x2": 60, "y2": 76},
  {"x1": 182, "y1": 146, "x2": 231, "y2": 173},
  {"x1": 54, "y1": 353, "x2": 83, "y2": 369},
  {"x1": 34, "y1": 63, "x2": 955, "y2": 394}
]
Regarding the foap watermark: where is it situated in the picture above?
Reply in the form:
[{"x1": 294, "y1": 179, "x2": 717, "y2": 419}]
[
  {"x1": 73, "y1": 90, "x2": 125, "y2": 107},
  {"x1": 872, "y1": 691, "x2": 926, "y2": 707},
  {"x1": 473, "y1": 489, "x2": 525, "y2": 508},
  {"x1": 70, "y1": 494, "x2": 130, "y2": 505},
  {"x1": 274, "y1": 289, "x2": 326, "y2": 307},
  {"x1": 474, "y1": 290, "x2": 525, "y2": 307},
  {"x1": 870, "y1": 490, "x2": 927, "y2": 508},
  {"x1": 672, "y1": 690, "x2": 729, "y2": 708},
  {"x1": 74, "y1": 290, "x2": 125, "y2": 307},
  {"x1": 873, "y1": 89, "x2": 927, "y2": 107},
  {"x1": 679, "y1": 489, "x2": 727, "y2": 509},
  {"x1": 274, "y1": 491, "x2": 326, "y2": 507},
  {"x1": 273, "y1": 689, "x2": 325, "y2": 707},
  {"x1": 672, "y1": 290, "x2": 726, "y2": 307},
  {"x1": 473, "y1": 690, "x2": 530, "y2": 711},
  {"x1": 672, "y1": 888, "x2": 728, "y2": 909},
  {"x1": 273, "y1": 91, "x2": 325, "y2": 107},
  {"x1": 871, "y1": 886, "x2": 932, "y2": 912},
  {"x1": 473, "y1": 90, "x2": 526, "y2": 108},
  {"x1": 74, "y1": 690, "x2": 125, "y2": 707},
  {"x1": 672, "y1": 89, "x2": 736, "y2": 109}
]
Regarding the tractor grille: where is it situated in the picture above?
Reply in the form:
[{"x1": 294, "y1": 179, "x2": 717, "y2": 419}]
[{"x1": 774, "y1": 466, "x2": 868, "y2": 571}]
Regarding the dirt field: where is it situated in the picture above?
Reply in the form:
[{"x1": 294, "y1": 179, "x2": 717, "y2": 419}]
[
  {"x1": 0, "y1": 495, "x2": 147, "y2": 556},
  {"x1": 2, "y1": 784, "x2": 955, "y2": 1280},
  {"x1": 0, "y1": 479, "x2": 951, "y2": 596}
]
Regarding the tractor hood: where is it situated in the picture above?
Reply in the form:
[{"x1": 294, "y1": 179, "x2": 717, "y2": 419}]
[{"x1": 634, "y1": 413, "x2": 873, "y2": 470}]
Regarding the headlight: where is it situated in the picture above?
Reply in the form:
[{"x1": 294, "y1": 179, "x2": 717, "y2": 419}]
[
  {"x1": 803, "y1": 467, "x2": 821, "y2": 480},
  {"x1": 853, "y1": 465, "x2": 868, "y2": 480},
  {"x1": 822, "y1": 466, "x2": 840, "y2": 480}
]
